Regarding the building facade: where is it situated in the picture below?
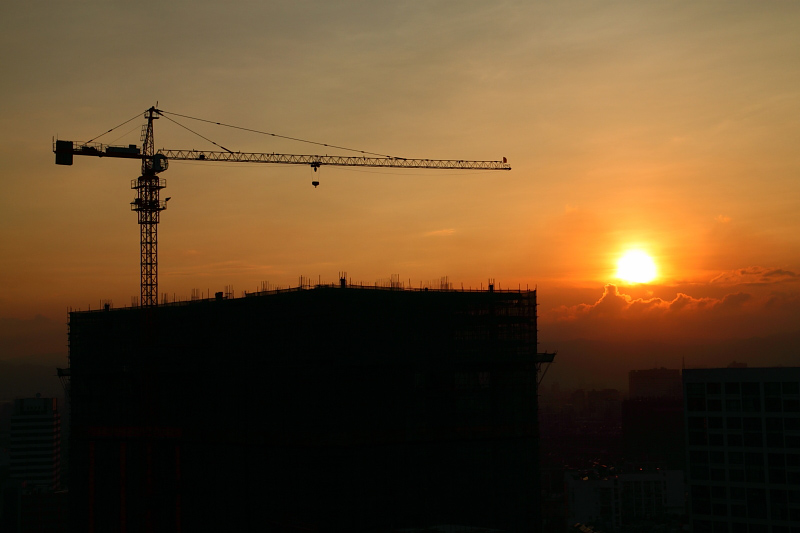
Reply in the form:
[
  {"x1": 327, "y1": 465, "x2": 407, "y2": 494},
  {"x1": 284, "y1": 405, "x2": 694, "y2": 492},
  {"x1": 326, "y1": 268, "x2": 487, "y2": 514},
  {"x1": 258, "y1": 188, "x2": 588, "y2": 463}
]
[{"x1": 684, "y1": 367, "x2": 800, "y2": 533}]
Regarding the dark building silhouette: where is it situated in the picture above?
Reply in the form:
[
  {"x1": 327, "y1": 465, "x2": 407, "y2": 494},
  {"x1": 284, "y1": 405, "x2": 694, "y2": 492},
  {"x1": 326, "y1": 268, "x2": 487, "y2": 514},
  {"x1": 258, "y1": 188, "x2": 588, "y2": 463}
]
[
  {"x1": 565, "y1": 468, "x2": 684, "y2": 531},
  {"x1": 622, "y1": 368, "x2": 684, "y2": 470},
  {"x1": 2, "y1": 397, "x2": 67, "y2": 532},
  {"x1": 10, "y1": 397, "x2": 61, "y2": 491},
  {"x1": 629, "y1": 368, "x2": 681, "y2": 400},
  {"x1": 19, "y1": 489, "x2": 69, "y2": 533},
  {"x1": 67, "y1": 283, "x2": 549, "y2": 531}
]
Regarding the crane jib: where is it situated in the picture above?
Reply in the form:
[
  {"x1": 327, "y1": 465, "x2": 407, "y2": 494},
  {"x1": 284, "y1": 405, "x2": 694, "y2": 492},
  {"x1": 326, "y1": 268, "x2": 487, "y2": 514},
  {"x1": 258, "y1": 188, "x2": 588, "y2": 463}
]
[
  {"x1": 159, "y1": 150, "x2": 511, "y2": 170},
  {"x1": 54, "y1": 140, "x2": 511, "y2": 171}
]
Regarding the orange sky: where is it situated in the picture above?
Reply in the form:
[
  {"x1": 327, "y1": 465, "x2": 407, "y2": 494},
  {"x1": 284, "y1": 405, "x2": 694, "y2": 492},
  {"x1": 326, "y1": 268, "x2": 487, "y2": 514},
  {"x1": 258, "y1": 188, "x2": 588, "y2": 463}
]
[{"x1": 1, "y1": 1, "x2": 799, "y2": 390}]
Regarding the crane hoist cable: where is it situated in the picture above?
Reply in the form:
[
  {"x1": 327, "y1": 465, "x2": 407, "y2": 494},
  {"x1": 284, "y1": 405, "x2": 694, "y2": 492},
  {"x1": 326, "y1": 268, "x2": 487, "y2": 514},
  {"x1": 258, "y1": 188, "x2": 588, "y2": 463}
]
[
  {"x1": 80, "y1": 107, "x2": 401, "y2": 159},
  {"x1": 159, "y1": 113, "x2": 234, "y2": 154},
  {"x1": 159, "y1": 109, "x2": 396, "y2": 158}
]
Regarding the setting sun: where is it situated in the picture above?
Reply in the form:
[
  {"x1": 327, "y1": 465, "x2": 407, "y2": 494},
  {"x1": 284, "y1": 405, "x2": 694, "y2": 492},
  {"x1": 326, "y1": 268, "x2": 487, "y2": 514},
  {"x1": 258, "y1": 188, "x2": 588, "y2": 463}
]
[{"x1": 616, "y1": 250, "x2": 657, "y2": 283}]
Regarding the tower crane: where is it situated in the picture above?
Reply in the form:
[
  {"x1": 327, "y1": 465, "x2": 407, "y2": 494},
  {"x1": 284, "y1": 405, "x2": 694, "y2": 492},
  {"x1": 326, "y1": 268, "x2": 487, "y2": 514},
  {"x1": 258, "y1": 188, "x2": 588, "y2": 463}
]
[{"x1": 54, "y1": 106, "x2": 511, "y2": 307}]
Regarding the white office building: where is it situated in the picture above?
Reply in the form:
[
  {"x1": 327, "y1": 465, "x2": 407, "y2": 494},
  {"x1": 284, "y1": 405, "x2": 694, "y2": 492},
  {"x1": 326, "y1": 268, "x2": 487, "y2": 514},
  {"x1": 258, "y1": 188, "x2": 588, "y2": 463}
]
[{"x1": 684, "y1": 367, "x2": 800, "y2": 533}]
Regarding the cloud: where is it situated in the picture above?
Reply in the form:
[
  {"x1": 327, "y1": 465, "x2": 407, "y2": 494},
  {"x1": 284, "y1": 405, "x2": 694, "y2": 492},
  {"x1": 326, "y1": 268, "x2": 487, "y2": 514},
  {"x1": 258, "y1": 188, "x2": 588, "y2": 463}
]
[
  {"x1": 710, "y1": 266, "x2": 800, "y2": 285},
  {"x1": 764, "y1": 291, "x2": 800, "y2": 311},
  {"x1": 717, "y1": 292, "x2": 752, "y2": 310},
  {"x1": 551, "y1": 284, "x2": 752, "y2": 321},
  {"x1": 540, "y1": 283, "x2": 771, "y2": 343},
  {"x1": 538, "y1": 280, "x2": 800, "y2": 390},
  {"x1": 423, "y1": 228, "x2": 455, "y2": 237},
  {"x1": 583, "y1": 284, "x2": 631, "y2": 316},
  {"x1": 715, "y1": 214, "x2": 731, "y2": 223}
]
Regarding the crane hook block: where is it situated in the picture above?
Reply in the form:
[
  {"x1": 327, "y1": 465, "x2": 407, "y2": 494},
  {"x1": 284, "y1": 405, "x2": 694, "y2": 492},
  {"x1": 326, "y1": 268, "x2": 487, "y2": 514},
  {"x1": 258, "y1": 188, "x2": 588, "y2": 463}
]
[{"x1": 312, "y1": 180, "x2": 320, "y2": 188}]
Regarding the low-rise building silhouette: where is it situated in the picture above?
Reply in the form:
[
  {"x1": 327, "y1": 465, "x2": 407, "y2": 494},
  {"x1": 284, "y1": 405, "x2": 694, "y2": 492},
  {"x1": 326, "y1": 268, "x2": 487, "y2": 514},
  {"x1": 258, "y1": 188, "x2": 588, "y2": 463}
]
[{"x1": 565, "y1": 468, "x2": 684, "y2": 532}]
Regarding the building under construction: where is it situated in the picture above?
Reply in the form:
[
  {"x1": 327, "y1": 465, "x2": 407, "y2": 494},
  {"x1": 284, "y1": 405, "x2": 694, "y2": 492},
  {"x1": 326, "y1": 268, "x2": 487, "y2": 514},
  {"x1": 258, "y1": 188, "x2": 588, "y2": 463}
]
[{"x1": 66, "y1": 281, "x2": 551, "y2": 532}]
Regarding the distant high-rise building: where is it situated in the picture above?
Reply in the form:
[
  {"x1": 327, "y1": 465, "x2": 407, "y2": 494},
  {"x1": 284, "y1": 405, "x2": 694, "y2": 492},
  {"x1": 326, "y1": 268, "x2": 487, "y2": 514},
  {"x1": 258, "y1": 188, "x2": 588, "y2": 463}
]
[
  {"x1": 623, "y1": 368, "x2": 684, "y2": 469},
  {"x1": 10, "y1": 396, "x2": 61, "y2": 491},
  {"x1": 629, "y1": 368, "x2": 682, "y2": 399},
  {"x1": 684, "y1": 367, "x2": 800, "y2": 533}
]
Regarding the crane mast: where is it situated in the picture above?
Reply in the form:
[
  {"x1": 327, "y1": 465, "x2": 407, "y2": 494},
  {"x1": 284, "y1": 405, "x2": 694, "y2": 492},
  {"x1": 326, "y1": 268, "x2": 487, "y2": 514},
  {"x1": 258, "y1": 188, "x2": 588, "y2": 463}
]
[
  {"x1": 132, "y1": 107, "x2": 168, "y2": 307},
  {"x1": 54, "y1": 107, "x2": 511, "y2": 307}
]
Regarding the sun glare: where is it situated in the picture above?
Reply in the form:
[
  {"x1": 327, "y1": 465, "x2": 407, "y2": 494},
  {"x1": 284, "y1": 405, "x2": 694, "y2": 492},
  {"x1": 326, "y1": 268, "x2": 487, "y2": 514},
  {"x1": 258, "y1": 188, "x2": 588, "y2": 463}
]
[{"x1": 616, "y1": 250, "x2": 657, "y2": 283}]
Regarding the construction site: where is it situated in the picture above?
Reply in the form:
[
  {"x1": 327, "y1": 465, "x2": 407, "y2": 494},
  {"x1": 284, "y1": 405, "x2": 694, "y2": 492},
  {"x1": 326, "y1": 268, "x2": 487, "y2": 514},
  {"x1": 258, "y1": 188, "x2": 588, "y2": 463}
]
[
  {"x1": 53, "y1": 107, "x2": 551, "y2": 531},
  {"x1": 67, "y1": 280, "x2": 550, "y2": 531}
]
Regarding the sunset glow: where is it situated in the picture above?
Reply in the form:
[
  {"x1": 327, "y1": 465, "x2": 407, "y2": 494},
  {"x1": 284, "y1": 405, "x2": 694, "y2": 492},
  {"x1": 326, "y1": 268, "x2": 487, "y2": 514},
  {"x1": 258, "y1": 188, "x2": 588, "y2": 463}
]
[
  {"x1": 616, "y1": 250, "x2": 657, "y2": 284},
  {"x1": 1, "y1": 1, "x2": 799, "y2": 396}
]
